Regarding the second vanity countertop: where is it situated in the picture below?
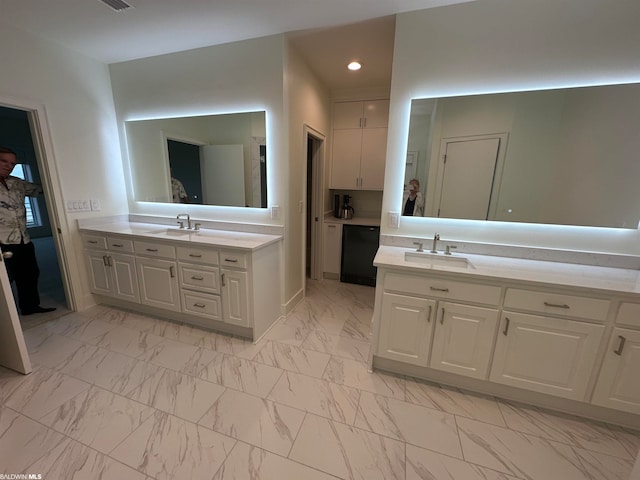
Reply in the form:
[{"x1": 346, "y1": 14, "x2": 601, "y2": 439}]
[
  {"x1": 79, "y1": 221, "x2": 282, "y2": 251},
  {"x1": 375, "y1": 245, "x2": 640, "y2": 296}
]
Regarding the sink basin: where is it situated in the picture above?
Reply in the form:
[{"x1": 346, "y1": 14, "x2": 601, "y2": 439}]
[
  {"x1": 144, "y1": 228, "x2": 192, "y2": 236},
  {"x1": 404, "y1": 251, "x2": 475, "y2": 269}
]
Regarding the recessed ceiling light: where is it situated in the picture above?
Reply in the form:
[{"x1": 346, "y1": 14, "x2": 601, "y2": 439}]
[{"x1": 348, "y1": 61, "x2": 362, "y2": 71}]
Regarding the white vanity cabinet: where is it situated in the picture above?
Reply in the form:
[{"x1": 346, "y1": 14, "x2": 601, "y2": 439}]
[
  {"x1": 490, "y1": 288, "x2": 607, "y2": 401},
  {"x1": 377, "y1": 271, "x2": 501, "y2": 378},
  {"x1": 330, "y1": 99, "x2": 389, "y2": 190},
  {"x1": 177, "y1": 246, "x2": 222, "y2": 322},
  {"x1": 220, "y1": 250, "x2": 250, "y2": 328},
  {"x1": 83, "y1": 234, "x2": 140, "y2": 303},
  {"x1": 592, "y1": 303, "x2": 640, "y2": 414},
  {"x1": 135, "y1": 240, "x2": 181, "y2": 312}
]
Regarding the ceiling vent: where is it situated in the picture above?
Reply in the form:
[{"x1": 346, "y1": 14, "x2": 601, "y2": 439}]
[{"x1": 99, "y1": 0, "x2": 133, "y2": 12}]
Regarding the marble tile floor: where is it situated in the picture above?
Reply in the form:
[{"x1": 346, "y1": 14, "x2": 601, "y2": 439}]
[{"x1": 1, "y1": 278, "x2": 639, "y2": 480}]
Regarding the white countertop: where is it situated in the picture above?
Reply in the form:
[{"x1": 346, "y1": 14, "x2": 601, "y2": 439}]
[
  {"x1": 79, "y1": 221, "x2": 282, "y2": 251},
  {"x1": 324, "y1": 215, "x2": 381, "y2": 226},
  {"x1": 375, "y1": 245, "x2": 640, "y2": 296}
]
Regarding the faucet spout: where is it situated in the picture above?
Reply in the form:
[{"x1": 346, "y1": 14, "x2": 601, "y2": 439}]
[
  {"x1": 177, "y1": 213, "x2": 191, "y2": 229},
  {"x1": 430, "y1": 233, "x2": 440, "y2": 254}
]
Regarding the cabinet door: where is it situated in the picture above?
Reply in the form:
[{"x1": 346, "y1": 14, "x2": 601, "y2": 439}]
[
  {"x1": 378, "y1": 293, "x2": 435, "y2": 366},
  {"x1": 330, "y1": 129, "x2": 362, "y2": 189},
  {"x1": 110, "y1": 253, "x2": 140, "y2": 303},
  {"x1": 137, "y1": 257, "x2": 180, "y2": 312},
  {"x1": 86, "y1": 251, "x2": 112, "y2": 296},
  {"x1": 333, "y1": 101, "x2": 365, "y2": 129},
  {"x1": 430, "y1": 302, "x2": 499, "y2": 379},
  {"x1": 359, "y1": 127, "x2": 388, "y2": 190},
  {"x1": 221, "y1": 268, "x2": 249, "y2": 327},
  {"x1": 592, "y1": 328, "x2": 640, "y2": 415},
  {"x1": 362, "y1": 100, "x2": 389, "y2": 128},
  {"x1": 322, "y1": 223, "x2": 342, "y2": 275},
  {"x1": 489, "y1": 312, "x2": 604, "y2": 400}
]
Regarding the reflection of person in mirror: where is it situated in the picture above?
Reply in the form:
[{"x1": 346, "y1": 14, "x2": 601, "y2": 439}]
[
  {"x1": 402, "y1": 178, "x2": 424, "y2": 216},
  {"x1": 0, "y1": 146, "x2": 56, "y2": 316},
  {"x1": 171, "y1": 177, "x2": 190, "y2": 203}
]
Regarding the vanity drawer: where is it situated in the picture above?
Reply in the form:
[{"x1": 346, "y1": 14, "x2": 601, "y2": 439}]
[
  {"x1": 179, "y1": 264, "x2": 220, "y2": 294},
  {"x1": 134, "y1": 240, "x2": 176, "y2": 259},
  {"x1": 177, "y1": 246, "x2": 219, "y2": 265},
  {"x1": 384, "y1": 272, "x2": 501, "y2": 306},
  {"x1": 504, "y1": 288, "x2": 610, "y2": 322},
  {"x1": 83, "y1": 234, "x2": 107, "y2": 250},
  {"x1": 106, "y1": 236, "x2": 134, "y2": 253},
  {"x1": 219, "y1": 250, "x2": 248, "y2": 269},
  {"x1": 616, "y1": 302, "x2": 640, "y2": 328},
  {"x1": 181, "y1": 290, "x2": 222, "y2": 320}
]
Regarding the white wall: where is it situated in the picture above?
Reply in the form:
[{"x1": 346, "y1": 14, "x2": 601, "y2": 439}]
[
  {"x1": 284, "y1": 42, "x2": 332, "y2": 303},
  {"x1": 385, "y1": 0, "x2": 640, "y2": 254},
  {"x1": 0, "y1": 24, "x2": 128, "y2": 309}
]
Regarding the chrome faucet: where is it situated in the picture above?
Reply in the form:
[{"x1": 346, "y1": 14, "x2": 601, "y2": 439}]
[
  {"x1": 177, "y1": 213, "x2": 191, "y2": 229},
  {"x1": 430, "y1": 233, "x2": 440, "y2": 253}
]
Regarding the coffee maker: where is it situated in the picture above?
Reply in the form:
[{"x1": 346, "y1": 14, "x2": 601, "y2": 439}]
[{"x1": 341, "y1": 195, "x2": 354, "y2": 220}]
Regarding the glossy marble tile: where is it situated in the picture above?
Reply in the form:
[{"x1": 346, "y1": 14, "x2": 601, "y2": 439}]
[
  {"x1": 457, "y1": 416, "x2": 591, "y2": 480},
  {"x1": 198, "y1": 351, "x2": 283, "y2": 398},
  {"x1": 110, "y1": 410, "x2": 236, "y2": 480},
  {"x1": 24, "y1": 332, "x2": 88, "y2": 370},
  {"x1": 139, "y1": 337, "x2": 217, "y2": 376},
  {"x1": 146, "y1": 318, "x2": 209, "y2": 345},
  {"x1": 323, "y1": 356, "x2": 405, "y2": 400},
  {"x1": 1, "y1": 367, "x2": 90, "y2": 419},
  {"x1": 213, "y1": 441, "x2": 338, "y2": 480},
  {"x1": 198, "y1": 331, "x2": 265, "y2": 359},
  {"x1": 405, "y1": 378, "x2": 506, "y2": 427},
  {"x1": 56, "y1": 317, "x2": 119, "y2": 343},
  {"x1": 253, "y1": 340, "x2": 330, "y2": 378},
  {"x1": 289, "y1": 413, "x2": 405, "y2": 480},
  {"x1": 355, "y1": 391, "x2": 462, "y2": 458},
  {"x1": 89, "y1": 324, "x2": 165, "y2": 358},
  {"x1": 29, "y1": 437, "x2": 148, "y2": 480},
  {"x1": 40, "y1": 385, "x2": 154, "y2": 454},
  {"x1": 268, "y1": 370, "x2": 360, "y2": 424},
  {"x1": 340, "y1": 314, "x2": 372, "y2": 341},
  {"x1": 262, "y1": 321, "x2": 311, "y2": 346},
  {"x1": 406, "y1": 444, "x2": 521, "y2": 480},
  {"x1": 199, "y1": 388, "x2": 305, "y2": 456},
  {"x1": 498, "y1": 401, "x2": 634, "y2": 459},
  {"x1": 573, "y1": 446, "x2": 635, "y2": 480},
  {"x1": 60, "y1": 346, "x2": 159, "y2": 396},
  {"x1": 0, "y1": 406, "x2": 66, "y2": 473},
  {"x1": 126, "y1": 366, "x2": 225, "y2": 422},
  {"x1": 302, "y1": 330, "x2": 371, "y2": 362}
]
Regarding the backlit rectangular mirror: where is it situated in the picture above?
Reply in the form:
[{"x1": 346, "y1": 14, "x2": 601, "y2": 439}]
[
  {"x1": 404, "y1": 83, "x2": 640, "y2": 229},
  {"x1": 126, "y1": 111, "x2": 267, "y2": 207}
]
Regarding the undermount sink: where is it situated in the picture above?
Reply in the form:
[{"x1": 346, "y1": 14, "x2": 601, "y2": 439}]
[
  {"x1": 404, "y1": 251, "x2": 475, "y2": 269},
  {"x1": 144, "y1": 228, "x2": 192, "y2": 236}
]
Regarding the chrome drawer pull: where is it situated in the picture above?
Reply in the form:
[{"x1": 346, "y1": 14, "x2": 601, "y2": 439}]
[
  {"x1": 102, "y1": 255, "x2": 109, "y2": 266},
  {"x1": 146, "y1": 248, "x2": 158, "y2": 252},
  {"x1": 193, "y1": 303, "x2": 206, "y2": 308},
  {"x1": 191, "y1": 275, "x2": 204, "y2": 281},
  {"x1": 88, "y1": 240, "x2": 98, "y2": 244},
  {"x1": 614, "y1": 335, "x2": 626, "y2": 355},
  {"x1": 170, "y1": 266, "x2": 175, "y2": 278},
  {"x1": 189, "y1": 253, "x2": 202, "y2": 258},
  {"x1": 427, "y1": 305, "x2": 432, "y2": 322},
  {"x1": 430, "y1": 287, "x2": 449, "y2": 292},
  {"x1": 543, "y1": 302, "x2": 570, "y2": 309},
  {"x1": 440, "y1": 307, "x2": 445, "y2": 325},
  {"x1": 503, "y1": 317, "x2": 510, "y2": 336},
  {"x1": 224, "y1": 258, "x2": 238, "y2": 263},
  {"x1": 221, "y1": 273, "x2": 226, "y2": 286},
  {"x1": 111, "y1": 243, "x2": 124, "y2": 248}
]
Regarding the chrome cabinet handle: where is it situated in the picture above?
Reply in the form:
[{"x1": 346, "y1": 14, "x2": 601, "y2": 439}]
[
  {"x1": 191, "y1": 275, "x2": 204, "y2": 281},
  {"x1": 146, "y1": 248, "x2": 158, "y2": 252},
  {"x1": 111, "y1": 243, "x2": 123, "y2": 248},
  {"x1": 427, "y1": 305, "x2": 432, "y2": 322},
  {"x1": 103, "y1": 255, "x2": 109, "y2": 266},
  {"x1": 614, "y1": 335, "x2": 626, "y2": 355},
  {"x1": 430, "y1": 287, "x2": 449, "y2": 292},
  {"x1": 503, "y1": 317, "x2": 510, "y2": 336},
  {"x1": 170, "y1": 266, "x2": 175, "y2": 278},
  {"x1": 88, "y1": 240, "x2": 98, "y2": 244},
  {"x1": 440, "y1": 307, "x2": 445, "y2": 325},
  {"x1": 543, "y1": 302, "x2": 570, "y2": 309},
  {"x1": 224, "y1": 258, "x2": 238, "y2": 263},
  {"x1": 189, "y1": 253, "x2": 202, "y2": 258},
  {"x1": 193, "y1": 303, "x2": 206, "y2": 308},
  {"x1": 221, "y1": 273, "x2": 226, "y2": 286}
]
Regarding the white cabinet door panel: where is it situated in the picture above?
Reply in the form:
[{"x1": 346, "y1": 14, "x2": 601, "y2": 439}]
[
  {"x1": 490, "y1": 312, "x2": 604, "y2": 400},
  {"x1": 87, "y1": 251, "x2": 112, "y2": 296},
  {"x1": 137, "y1": 257, "x2": 180, "y2": 312},
  {"x1": 360, "y1": 128, "x2": 388, "y2": 190},
  {"x1": 330, "y1": 129, "x2": 362, "y2": 189},
  {"x1": 222, "y1": 268, "x2": 249, "y2": 327},
  {"x1": 378, "y1": 293, "x2": 435, "y2": 366},
  {"x1": 111, "y1": 253, "x2": 140, "y2": 303},
  {"x1": 592, "y1": 328, "x2": 640, "y2": 415},
  {"x1": 430, "y1": 302, "x2": 499, "y2": 379}
]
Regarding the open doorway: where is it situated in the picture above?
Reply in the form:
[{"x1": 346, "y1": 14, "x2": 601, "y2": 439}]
[
  {"x1": 304, "y1": 126, "x2": 325, "y2": 282},
  {"x1": 0, "y1": 105, "x2": 70, "y2": 329}
]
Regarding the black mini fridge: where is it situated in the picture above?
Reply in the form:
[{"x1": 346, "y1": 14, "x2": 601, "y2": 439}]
[{"x1": 340, "y1": 224, "x2": 380, "y2": 286}]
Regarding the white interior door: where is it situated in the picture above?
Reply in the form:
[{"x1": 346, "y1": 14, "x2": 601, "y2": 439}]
[
  {"x1": 437, "y1": 137, "x2": 500, "y2": 219},
  {"x1": 200, "y1": 144, "x2": 245, "y2": 206},
  {"x1": 0, "y1": 252, "x2": 32, "y2": 374}
]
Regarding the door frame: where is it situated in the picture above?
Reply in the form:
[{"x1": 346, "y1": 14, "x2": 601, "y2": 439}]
[
  {"x1": 302, "y1": 124, "x2": 325, "y2": 284},
  {"x1": 0, "y1": 94, "x2": 76, "y2": 313}
]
